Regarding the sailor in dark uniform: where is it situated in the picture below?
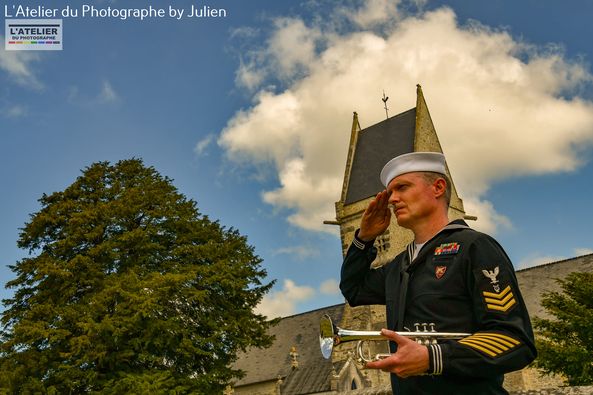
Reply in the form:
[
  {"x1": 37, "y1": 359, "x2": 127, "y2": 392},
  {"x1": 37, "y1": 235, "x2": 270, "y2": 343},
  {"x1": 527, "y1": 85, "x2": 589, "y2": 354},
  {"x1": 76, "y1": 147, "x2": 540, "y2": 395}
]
[{"x1": 340, "y1": 152, "x2": 536, "y2": 395}]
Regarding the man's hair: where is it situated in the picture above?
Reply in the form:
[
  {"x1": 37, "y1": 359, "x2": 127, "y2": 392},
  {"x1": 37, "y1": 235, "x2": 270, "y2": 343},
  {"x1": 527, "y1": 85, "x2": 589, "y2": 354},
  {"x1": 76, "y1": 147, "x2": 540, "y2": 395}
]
[{"x1": 422, "y1": 172, "x2": 451, "y2": 207}]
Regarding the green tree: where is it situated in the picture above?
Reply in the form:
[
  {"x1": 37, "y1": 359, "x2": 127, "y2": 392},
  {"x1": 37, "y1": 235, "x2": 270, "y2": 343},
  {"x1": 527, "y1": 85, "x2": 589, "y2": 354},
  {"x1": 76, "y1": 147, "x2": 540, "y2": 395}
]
[
  {"x1": 0, "y1": 159, "x2": 274, "y2": 394},
  {"x1": 533, "y1": 271, "x2": 593, "y2": 386}
]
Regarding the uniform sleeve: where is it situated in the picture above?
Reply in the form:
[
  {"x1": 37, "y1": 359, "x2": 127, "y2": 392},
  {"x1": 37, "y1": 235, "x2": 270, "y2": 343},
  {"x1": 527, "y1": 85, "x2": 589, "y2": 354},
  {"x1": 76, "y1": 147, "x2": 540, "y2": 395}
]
[
  {"x1": 340, "y1": 229, "x2": 387, "y2": 307},
  {"x1": 427, "y1": 234, "x2": 537, "y2": 377}
]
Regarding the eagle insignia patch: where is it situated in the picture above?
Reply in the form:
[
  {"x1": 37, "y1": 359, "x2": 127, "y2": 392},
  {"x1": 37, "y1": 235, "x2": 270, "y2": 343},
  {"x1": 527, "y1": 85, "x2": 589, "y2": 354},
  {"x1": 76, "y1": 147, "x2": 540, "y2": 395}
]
[
  {"x1": 434, "y1": 242, "x2": 460, "y2": 256},
  {"x1": 435, "y1": 266, "x2": 447, "y2": 279},
  {"x1": 482, "y1": 266, "x2": 500, "y2": 292}
]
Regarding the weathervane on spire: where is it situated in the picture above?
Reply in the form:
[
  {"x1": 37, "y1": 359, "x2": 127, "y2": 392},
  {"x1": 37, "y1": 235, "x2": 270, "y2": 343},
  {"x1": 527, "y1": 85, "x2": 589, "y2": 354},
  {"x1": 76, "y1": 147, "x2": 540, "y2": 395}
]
[{"x1": 382, "y1": 90, "x2": 389, "y2": 119}]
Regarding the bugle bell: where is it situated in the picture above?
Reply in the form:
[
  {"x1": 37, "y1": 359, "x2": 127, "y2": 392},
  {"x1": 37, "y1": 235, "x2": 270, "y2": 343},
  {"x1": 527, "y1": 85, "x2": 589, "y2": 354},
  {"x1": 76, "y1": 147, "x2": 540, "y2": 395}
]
[{"x1": 319, "y1": 314, "x2": 470, "y2": 363}]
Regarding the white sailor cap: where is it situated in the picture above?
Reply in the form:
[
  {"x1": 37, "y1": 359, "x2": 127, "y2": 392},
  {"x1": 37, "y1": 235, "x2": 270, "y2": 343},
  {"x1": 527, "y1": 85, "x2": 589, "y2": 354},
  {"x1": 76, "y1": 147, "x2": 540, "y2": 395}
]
[{"x1": 380, "y1": 152, "x2": 446, "y2": 187}]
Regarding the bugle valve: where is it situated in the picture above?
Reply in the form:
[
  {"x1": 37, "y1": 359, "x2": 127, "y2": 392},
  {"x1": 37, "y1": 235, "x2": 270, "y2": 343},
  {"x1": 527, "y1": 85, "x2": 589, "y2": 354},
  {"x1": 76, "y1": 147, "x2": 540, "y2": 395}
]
[{"x1": 319, "y1": 314, "x2": 470, "y2": 363}]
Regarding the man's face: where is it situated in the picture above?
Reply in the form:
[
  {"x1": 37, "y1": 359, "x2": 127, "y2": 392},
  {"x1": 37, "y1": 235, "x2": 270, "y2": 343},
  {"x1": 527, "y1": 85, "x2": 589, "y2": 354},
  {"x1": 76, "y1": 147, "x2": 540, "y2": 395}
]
[{"x1": 386, "y1": 172, "x2": 437, "y2": 229}]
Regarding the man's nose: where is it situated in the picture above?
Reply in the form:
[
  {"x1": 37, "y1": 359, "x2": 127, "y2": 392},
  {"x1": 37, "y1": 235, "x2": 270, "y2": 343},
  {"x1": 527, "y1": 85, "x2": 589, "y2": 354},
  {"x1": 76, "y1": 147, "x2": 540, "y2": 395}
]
[{"x1": 387, "y1": 191, "x2": 398, "y2": 204}]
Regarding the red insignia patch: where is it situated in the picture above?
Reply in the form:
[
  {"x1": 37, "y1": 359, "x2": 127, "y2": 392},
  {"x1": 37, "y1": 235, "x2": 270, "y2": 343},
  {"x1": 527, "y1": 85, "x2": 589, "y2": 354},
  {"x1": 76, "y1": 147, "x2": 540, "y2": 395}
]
[{"x1": 435, "y1": 266, "x2": 447, "y2": 279}]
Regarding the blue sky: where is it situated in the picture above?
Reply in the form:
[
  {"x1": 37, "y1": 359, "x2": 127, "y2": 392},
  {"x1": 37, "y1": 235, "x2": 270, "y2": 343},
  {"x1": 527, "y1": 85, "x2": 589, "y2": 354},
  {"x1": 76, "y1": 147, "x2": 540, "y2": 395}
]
[{"x1": 2, "y1": 0, "x2": 593, "y2": 318}]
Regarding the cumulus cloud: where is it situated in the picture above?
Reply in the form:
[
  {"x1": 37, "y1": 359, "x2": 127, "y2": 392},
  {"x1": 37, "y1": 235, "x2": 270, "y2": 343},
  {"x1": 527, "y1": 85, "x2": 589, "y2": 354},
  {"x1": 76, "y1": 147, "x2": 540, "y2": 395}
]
[
  {"x1": 255, "y1": 279, "x2": 315, "y2": 318},
  {"x1": 67, "y1": 80, "x2": 120, "y2": 106},
  {"x1": 98, "y1": 80, "x2": 119, "y2": 103},
  {"x1": 219, "y1": 4, "x2": 593, "y2": 235},
  {"x1": 255, "y1": 278, "x2": 341, "y2": 318},
  {"x1": 320, "y1": 278, "x2": 340, "y2": 295},
  {"x1": 272, "y1": 245, "x2": 320, "y2": 260},
  {"x1": 1, "y1": 104, "x2": 28, "y2": 118},
  {"x1": 574, "y1": 248, "x2": 593, "y2": 256},
  {"x1": 194, "y1": 134, "x2": 215, "y2": 156},
  {"x1": 0, "y1": 39, "x2": 43, "y2": 88},
  {"x1": 341, "y1": 0, "x2": 401, "y2": 28},
  {"x1": 462, "y1": 197, "x2": 512, "y2": 235}
]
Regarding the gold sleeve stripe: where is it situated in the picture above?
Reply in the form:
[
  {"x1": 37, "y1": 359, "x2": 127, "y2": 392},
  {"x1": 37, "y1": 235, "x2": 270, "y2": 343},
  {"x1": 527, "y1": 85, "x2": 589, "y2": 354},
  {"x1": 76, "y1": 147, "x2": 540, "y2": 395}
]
[
  {"x1": 483, "y1": 285, "x2": 511, "y2": 298},
  {"x1": 459, "y1": 339, "x2": 505, "y2": 355},
  {"x1": 486, "y1": 299, "x2": 516, "y2": 312},
  {"x1": 482, "y1": 285, "x2": 516, "y2": 313},
  {"x1": 475, "y1": 333, "x2": 520, "y2": 345},
  {"x1": 458, "y1": 340, "x2": 497, "y2": 357},
  {"x1": 468, "y1": 337, "x2": 511, "y2": 351},
  {"x1": 484, "y1": 292, "x2": 514, "y2": 306},
  {"x1": 471, "y1": 334, "x2": 518, "y2": 348},
  {"x1": 458, "y1": 332, "x2": 521, "y2": 358}
]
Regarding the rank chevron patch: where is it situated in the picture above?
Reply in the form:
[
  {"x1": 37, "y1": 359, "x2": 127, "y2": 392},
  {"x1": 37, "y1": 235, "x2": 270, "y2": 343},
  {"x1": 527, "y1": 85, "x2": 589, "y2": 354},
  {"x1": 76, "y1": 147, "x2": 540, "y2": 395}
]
[
  {"x1": 458, "y1": 332, "x2": 520, "y2": 358},
  {"x1": 482, "y1": 285, "x2": 516, "y2": 313}
]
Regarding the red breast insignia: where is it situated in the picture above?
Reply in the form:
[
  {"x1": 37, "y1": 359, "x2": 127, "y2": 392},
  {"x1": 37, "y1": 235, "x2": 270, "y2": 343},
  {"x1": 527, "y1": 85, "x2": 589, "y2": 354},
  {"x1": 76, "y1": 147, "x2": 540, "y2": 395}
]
[
  {"x1": 434, "y1": 242, "x2": 460, "y2": 256},
  {"x1": 435, "y1": 266, "x2": 447, "y2": 279}
]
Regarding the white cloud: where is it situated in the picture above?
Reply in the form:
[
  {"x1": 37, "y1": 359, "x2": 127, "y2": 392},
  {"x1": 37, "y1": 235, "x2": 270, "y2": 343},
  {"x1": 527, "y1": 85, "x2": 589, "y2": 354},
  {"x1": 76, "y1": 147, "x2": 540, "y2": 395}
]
[
  {"x1": 255, "y1": 279, "x2": 315, "y2": 318},
  {"x1": 98, "y1": 81, "x2": 119, "y2": 103},
  {"x1": 462, "y1": 197, "x2": 512, "y2": 236},
  {"x1": 341, "y1": 0, "x2": 401, "y2": 28},
  {"x1": 219, "y1": 4, "x2": 593, "y2": 235},
  {"x1": 574, "y1": 248, "x2": 593, "y2": 256},
  {"x1": 67, "y1": 81, "x2": 120, "y2": 106},
  {"x1": 320, "y1": 278, "x2": 340, "y2": 295},
  {"x1": 272, "y1": 245, "x2": 320, "y2": 260},
  {"x1": 235, "y1": 58, "x2": 266, "y2": 91},
  {"x1": 262, "y1": 159, "x2": 342, "y2": 232},
  {"x1": 2, "y1": 105, "x2": 27, "y2": 118},
  {"x1": 255, "y1": 278, "x2": 342, "y2": 318},
  {"x1": 0, "y1": 38, "x2": 43, "y2": 88},
  {"x1": 194, "y1": 134, "x2": 215, "y2": 156}
]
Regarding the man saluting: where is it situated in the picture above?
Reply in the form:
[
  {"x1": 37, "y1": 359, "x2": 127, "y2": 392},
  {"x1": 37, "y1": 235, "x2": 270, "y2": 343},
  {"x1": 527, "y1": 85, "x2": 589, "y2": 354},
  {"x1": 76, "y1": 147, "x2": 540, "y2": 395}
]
[{"x1": 340, "y1": 152, "x2": 536, "y2": 395}]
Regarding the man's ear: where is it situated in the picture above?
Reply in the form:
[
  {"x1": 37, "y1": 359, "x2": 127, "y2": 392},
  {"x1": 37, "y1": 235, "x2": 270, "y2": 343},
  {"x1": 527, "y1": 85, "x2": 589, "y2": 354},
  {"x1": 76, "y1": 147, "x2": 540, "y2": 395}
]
[{"x1": 433, "y1": 177, "x2": 447, "y2": 199}]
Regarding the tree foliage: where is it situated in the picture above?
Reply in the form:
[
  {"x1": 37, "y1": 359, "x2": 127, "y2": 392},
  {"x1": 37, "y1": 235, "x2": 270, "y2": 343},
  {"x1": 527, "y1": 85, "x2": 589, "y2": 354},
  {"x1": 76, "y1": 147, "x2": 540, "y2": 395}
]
[
  {"x1": 0, "y1": 159, "x2": 274, "y2": 394},
  {"x1": 533, "y1": 271, "x2": 593, "y2": 386}
]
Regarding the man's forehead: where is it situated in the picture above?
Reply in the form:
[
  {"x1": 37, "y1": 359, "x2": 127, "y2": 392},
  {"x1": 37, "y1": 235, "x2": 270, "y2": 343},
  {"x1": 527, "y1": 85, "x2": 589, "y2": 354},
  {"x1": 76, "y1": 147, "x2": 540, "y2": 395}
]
[{"x1": 387, "y1": 172, "x2": 425, "y2": 188}]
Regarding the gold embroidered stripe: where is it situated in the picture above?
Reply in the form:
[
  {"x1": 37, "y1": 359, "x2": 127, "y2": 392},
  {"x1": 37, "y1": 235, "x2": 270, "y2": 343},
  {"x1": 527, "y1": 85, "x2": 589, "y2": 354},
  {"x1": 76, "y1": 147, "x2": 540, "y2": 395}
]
[
  {"x1": 458, "y1": 339, "x2": 497, "y2": 357},
  {"x1": 458, "y1": 333, "x2": 520, "y2": 358},
  {"x1": 469, "y1": 336, "x2": 512, "y2": 350},
  {"x1": 483, "y1": 285, "x2": 511, "y2": 298},
  {"x1": 486, "y1": 299, "x2": 516, "y2": 312},
  {"x1": 459, "y1": 339, "x2": 505, "y2": 354},
  {"x1": 484, "y1": 292, "x2": 514, "y2": 305},
  {"x1": 474, "y1": 333, "x2": 520, "y2": 345}
]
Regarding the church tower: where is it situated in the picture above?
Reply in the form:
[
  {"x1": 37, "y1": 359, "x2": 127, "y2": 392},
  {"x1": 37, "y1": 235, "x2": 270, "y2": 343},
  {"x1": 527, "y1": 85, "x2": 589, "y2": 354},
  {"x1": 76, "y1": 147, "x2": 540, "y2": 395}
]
[{"x1": 325, "y1": 85, "x2": 472, "y2": 388}]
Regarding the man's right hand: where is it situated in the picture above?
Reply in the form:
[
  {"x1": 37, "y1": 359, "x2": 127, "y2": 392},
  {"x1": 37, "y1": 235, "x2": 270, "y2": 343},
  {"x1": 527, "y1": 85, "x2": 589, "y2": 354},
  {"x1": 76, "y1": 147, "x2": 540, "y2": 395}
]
[{"x1": 358, "y1": 190, "x2": 391, "y2": 242}]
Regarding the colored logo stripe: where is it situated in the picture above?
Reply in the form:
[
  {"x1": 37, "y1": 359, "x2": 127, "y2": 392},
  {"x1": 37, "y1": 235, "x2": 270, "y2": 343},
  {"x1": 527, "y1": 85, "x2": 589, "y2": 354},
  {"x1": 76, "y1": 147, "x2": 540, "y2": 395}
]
[
  {"x1": 434, "y1": 242, "x2": 460, "y2": 255},
  {"x1": 458, "y1": 332, "x2": 520, "y2": 358},
  {"x1": 482, "y1": 285, "x2": 516, "y2": 313}
]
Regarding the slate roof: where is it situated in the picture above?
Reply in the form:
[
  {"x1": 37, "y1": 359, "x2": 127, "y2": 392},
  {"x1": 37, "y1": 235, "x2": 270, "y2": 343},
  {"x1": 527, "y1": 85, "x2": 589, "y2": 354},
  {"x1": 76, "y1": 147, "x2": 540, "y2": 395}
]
[
  {"x1": 233, "y1": 304, "x2": 344, "y2": 391},
  {"x1": 345, "y1": 108, "x2": 416, "y2": 204}
]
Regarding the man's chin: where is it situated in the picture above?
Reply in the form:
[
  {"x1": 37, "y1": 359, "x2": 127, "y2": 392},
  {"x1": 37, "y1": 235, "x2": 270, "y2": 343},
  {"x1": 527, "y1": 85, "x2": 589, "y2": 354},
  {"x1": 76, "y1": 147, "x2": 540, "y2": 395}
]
[{"x1": 395, "y1": 215, "x2": 412, "y2": 229}]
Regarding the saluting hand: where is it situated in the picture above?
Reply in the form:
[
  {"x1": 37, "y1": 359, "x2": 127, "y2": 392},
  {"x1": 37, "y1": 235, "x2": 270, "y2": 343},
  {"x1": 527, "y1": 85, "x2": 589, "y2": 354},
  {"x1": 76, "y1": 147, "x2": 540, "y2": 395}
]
[
  {"x1": 365, "y1": 329, "x2": 430, "y2": 378},
  {"x1": 358, "y1": 190, "x2": 391, "y2": 241}
]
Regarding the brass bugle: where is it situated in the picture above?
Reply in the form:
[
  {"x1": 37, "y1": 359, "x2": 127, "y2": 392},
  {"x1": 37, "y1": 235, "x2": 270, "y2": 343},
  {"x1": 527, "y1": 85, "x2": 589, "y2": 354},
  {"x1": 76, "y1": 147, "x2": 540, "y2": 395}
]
[{"x1": 319, "y1": 314, "x2": 471, "y2": 363}]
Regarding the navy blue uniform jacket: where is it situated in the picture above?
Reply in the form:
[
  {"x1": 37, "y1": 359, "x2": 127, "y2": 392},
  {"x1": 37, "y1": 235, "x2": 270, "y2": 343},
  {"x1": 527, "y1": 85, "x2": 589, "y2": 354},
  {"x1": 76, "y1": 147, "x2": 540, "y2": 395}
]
[{"x1": 340, "y1": 220, "x2": 537, "y2": 395}]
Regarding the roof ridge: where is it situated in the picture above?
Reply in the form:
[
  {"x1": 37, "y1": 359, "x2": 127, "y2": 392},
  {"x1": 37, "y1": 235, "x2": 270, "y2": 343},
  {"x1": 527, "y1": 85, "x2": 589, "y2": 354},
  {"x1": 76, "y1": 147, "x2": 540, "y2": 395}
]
[
  {"x1": 274, "y1": 302, "x2": 344, "y2": 321},
  {"x1": 516, "y1": 253, "x2": 593, "y2": 273}
]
